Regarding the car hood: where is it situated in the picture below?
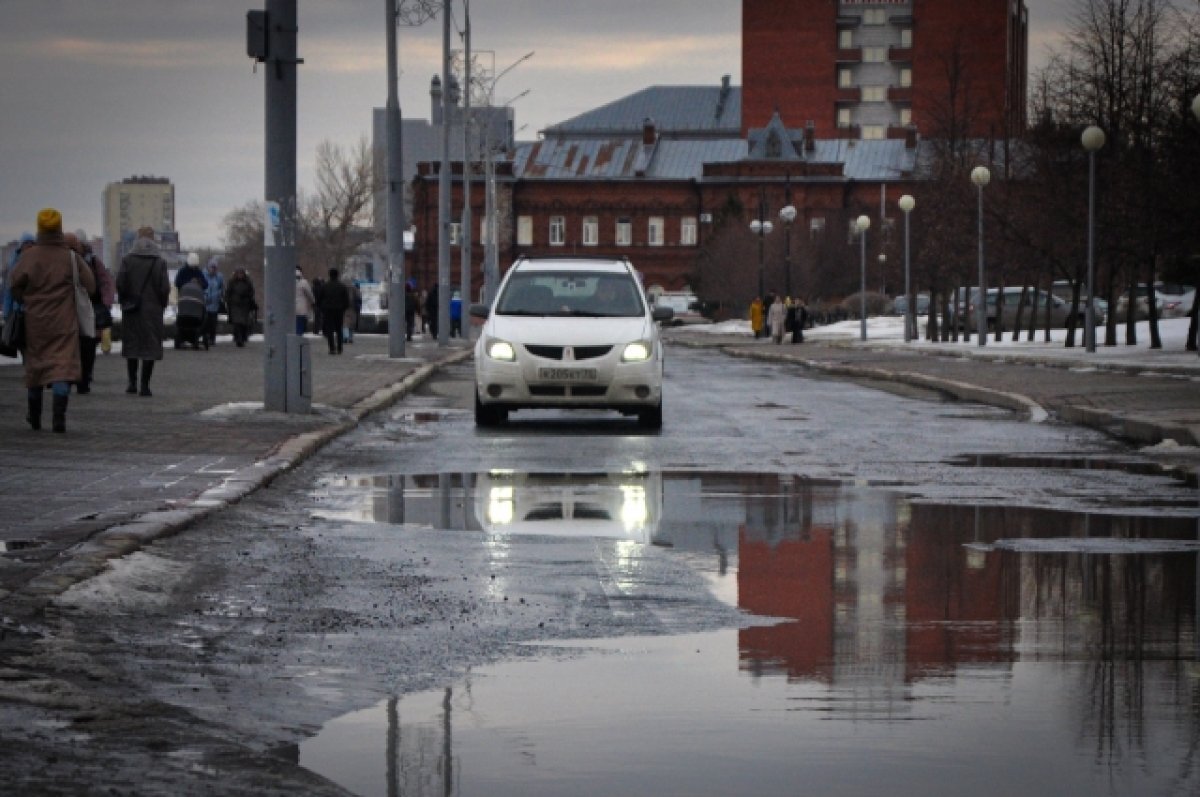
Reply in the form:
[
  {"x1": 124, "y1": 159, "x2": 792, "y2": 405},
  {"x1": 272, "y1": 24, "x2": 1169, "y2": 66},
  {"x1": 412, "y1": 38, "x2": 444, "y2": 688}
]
[{"x1": 485, "y1": 314, "x2": 654, "y2": 345}]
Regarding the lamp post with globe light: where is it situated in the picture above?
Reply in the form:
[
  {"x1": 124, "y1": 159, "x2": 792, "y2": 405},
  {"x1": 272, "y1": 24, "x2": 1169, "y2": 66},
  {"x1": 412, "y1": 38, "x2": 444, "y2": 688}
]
[
  {"x1": 750, "y1": 195, "x2": 774, "y2": 305},
  {"x1": 898, "y1": 194, "x2": 916, "y2": 341},
  {"x1": 780, "y1": 204, "x2": 797, "y2": 298},
  {"x1": 971, "y1": 166, "x2": 991, "y2": 346},
  {"x1": 856, "y1": 214, "x2": 871, "y2": 341},
  {"x1": 1081, "y1": 126, "x2": 1106, "y2": 352}
]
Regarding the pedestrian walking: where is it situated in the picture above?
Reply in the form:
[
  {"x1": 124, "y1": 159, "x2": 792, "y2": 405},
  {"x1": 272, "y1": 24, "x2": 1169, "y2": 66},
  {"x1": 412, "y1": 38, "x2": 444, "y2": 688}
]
[
  {"x1": 750, "y1": 296, "x2": 764, "y2": 339},
  {"x1": 294, "y1": 268, "x2": 316, "y2": 335},
  {"x1": 320, "y1": 268, "x2": 351, "y2": 354},
  {"x1": 792, "y1": 297, "x2": 807, "y2": 343},
  {"x1": 9, "y1": 208, "x2": 95, "y2": 431},
  {"x1": 116, "y1": 226, "x2": 171, "y2": 397},
  {"x1": 2, "y1": 232, "x2": 34, "y2": 321},
  {"x1": 450, "y1": 290, "x2": 463, "y2": 338},
  {"x1": 81, "y1": 241, "x2": 115, "y2": 357},
  {"x1": 224, "y1": 268, "x2": 256, "y2": 347},
  {"x1": 64, "y1": 233, "x2": 102, "y2": 393},
  {"x1": 767, "y1": 295, "x2": 786, "y2": 344},
  {"x1": 344, "y1": 280, "x2": 361, "y2": 344},
  {"x1": 424, "y1": 284, "x2": 439, "y2": 338},
  {"x1": 173, "y1": 252, "x2": 207, "y2": 293},
  {"x1": 202, "y1": 260, "x2": 224, "y2": 347}
]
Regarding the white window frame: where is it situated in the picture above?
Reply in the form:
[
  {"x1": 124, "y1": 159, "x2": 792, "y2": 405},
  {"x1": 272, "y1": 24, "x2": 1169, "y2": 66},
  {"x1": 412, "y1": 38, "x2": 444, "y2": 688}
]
[
  {"x1": 449, "y1": 222, "x2": 461, "y2": 246},
  {"x1": 863, "y1": 46, "x2": 886, "y2": 63},
  {"x1": 648, "y1": 216, "x2": 664, "y2": 247},
  {"x1": 549, "y1": 215, "x2": 566, "y2": 246},
  {"x1": 516, "y1": 215, "x2": 532, "y2": 246},
  {"x1": 862, "y1": 86, "x2": 885, "y2": 102},
  {"x1": 899, "y1": 107, "x2": 912, "y2": 127},
  {"x1": 900, "y1": 68, "x2": 912, "y2": 88},
  {"x1": 863, "y1": 9, "x2": 886, "y2": 25},
  {"x1": 862, "y1": 125, "x2": 886, "y2": 140},
  {"x1": 809, "y1": 217, "x2": 826, "y2": 239},
  {"x1": 837, "y1": 108, "x2": 853, "y2": 128},
  {"x1": 615, "y1": 218, "x2": 632, "y2": 246},
  {"x1": 838, "y1": 68, "x2": 854, "y2": 88},
  {"x1": 582, "y1": 216, "x2": 599, "y2": 246},
  {"x1": 900, "y1": 28, "x2": 913, "y2": 48},
  {"x1": 680, "y1": 217, "x2": 698, "y2": 246},
  {"x1": 838, "y1": 29, "x2": 854, "y2": 49}
]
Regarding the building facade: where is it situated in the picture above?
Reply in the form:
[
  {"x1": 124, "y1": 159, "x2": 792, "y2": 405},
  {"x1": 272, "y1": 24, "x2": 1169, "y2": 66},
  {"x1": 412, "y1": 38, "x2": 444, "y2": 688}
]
[
  {"x1": 742, "y1": 0, "x2": 1027, "y2": 141},
  {"x1": 101, "y1": 176, "x2": 175, "y2": 271}
]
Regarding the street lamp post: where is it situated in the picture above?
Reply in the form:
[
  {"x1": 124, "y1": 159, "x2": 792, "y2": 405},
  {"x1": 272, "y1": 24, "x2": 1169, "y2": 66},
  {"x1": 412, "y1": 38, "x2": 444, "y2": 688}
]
[
  {"x1": 970, "y1": 166, "x2": 991, "y2": 347},
  {"x1": 1193, "y1": 93, "x2": 1200, "y2": 122},
  {"x1": 898, "y1": 194, "x2": 915, "y2": 342},
  {"x1": 856, "y1": 214, "x2": 871, "y2": 341},
  {"x1": 779, "y1": 204, "x2": 797, "y2": 298},
  {"x1": 749, "y1": 197, "x2": 773, "y2": 305},
  {"x1": 1081, "y1": 126, "x2": 1106, "y2": 353}
]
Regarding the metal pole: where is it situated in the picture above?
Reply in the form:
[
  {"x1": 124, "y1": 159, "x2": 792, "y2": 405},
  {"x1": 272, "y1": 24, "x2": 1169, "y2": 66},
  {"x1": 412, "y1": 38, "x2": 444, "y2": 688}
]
[
  {"x1": 436, "y1": 0, "x2": 451, "y2": 345},
  {"x1": 859, "y1": 226, "x2": 867, "y2": 341},
  {"x1": 976, "y1": 184, "x2": 986, "y2": 347},
  {"x1": 460, "y1": 0, "x2": 472, "y2": 336},
  {"x1": 1085, "y1": 148, "x2": 1096, "y2": 352},
  {"x1": 385, "y1": 0, "x2": 406, "y2": 358},
  {"x1": 784, "y1": 223, "x2": 792, "y2": 299},
  {"x1": 756, "y1": 196, "x2": 765, "y2": 302},
  {"x1": 904, "y1": 210, "x2": 912, "y2": 342},
  {"x1": 263, "y1": 0, "x2": 298, "y2": 412}
]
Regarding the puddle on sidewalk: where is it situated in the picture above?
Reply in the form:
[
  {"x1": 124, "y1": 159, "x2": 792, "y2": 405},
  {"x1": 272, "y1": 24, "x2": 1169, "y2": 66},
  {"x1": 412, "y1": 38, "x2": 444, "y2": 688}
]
[{"x1": 303, "y1": 471, "x2": 1200, "y2": 796}]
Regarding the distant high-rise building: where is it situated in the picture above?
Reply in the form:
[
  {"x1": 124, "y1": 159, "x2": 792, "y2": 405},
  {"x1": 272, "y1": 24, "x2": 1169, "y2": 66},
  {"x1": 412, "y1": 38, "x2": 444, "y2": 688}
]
[
  {"x1": 101, "y1": 176, "x2": 175, "y2": 269},
  {"x1": 742, "y1": 0, "x2": 1027, "y2": 141}
]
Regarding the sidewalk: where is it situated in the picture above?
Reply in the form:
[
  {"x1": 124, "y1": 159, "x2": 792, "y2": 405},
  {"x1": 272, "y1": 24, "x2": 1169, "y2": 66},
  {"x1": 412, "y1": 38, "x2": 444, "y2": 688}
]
[{"x1": 0, "y1": 333, "x2": 471, "y2": 613}]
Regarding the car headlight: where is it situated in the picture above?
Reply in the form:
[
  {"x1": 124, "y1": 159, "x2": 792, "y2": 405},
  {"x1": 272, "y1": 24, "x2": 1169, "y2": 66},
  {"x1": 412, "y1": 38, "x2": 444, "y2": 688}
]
[
  {"x1": 622, "y1": 341, "x2": 652, "y2": 362},
  {"x1": 486, "y1": 338, "x2": 515, "y2": 361}
]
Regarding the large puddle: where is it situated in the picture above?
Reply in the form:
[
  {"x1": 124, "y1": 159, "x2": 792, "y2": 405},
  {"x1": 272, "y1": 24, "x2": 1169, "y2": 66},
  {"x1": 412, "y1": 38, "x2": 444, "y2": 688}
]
[{"x1": 303, "y1": 471, "x2": 1200, "y2": 796}]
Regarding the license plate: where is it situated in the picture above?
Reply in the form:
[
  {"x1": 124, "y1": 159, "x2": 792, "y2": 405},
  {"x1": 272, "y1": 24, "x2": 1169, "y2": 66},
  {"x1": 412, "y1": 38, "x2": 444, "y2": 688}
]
[{"x1": 537, "y1": 367, "x2": 597, "y2": 382}]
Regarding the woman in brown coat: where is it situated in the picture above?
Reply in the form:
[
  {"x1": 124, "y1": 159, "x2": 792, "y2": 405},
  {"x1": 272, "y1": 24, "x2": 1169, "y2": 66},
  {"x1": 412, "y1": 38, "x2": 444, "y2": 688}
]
[{"x1": 9, "y1": 208, "x2": 95, "y2": 432}]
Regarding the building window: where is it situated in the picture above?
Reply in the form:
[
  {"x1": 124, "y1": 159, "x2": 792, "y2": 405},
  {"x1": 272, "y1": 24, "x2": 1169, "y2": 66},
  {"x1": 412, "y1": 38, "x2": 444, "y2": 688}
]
[
  {"x1": 838, "y1": 68, "x2": 854, "y2": 88},
  {"x1": 516, "y1": 215, "x2": 532, "y2": 246},
  {"x1": 809, "y1": 217, "x2": 825, "y2": 239},
  {"x1": 582, "y1": 216, "x2": 599, "y2": 246},
  {"x1": 449, "y1": 222, "x2": 461, "y2": 246},
  {"x1": 616, "y1": 217, "x2": 632, "y2": 246},
  {"x1": 862, "y1": 125, "x2": 886, "y2": 140},
  {"x1": 862, "y1": 86, "x2": 885, "y2": 102},
  {"x1": 549, "y1": 215, "x2": 565, "y2": 246},
  {"x1": 837, "y1": 108, "x2": 853, "y2": 128},
  {"x1": 648, "y1": 217, "x2": 664, "y2": 247},
  {"x1": 900, "y1": 68, "x2": 912, "y2": 88},
  {"x1": 899, "y1": 108, "x2": 912, "y2": 127},
  {"x1": 838, "y1": 29, "x2": 853, "y2": 49},
  {"x1": 863, "y1": 46, "x2": 886, "y2": 63},
  {"x1": 680, "y1": 217, "x2": 697, "y2": 246},
  {"x1": 900, "y1": 28, "x2": 913, "y2": 48},
  {"x1": 863, "y1": 9, "x2": 886, "y2": 25}
]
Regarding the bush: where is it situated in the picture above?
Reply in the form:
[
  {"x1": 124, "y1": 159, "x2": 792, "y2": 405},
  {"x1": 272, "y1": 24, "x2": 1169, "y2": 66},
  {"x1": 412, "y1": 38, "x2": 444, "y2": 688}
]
[{"x1": 841, "y1": 292, "x2": 890, "y2": 318}]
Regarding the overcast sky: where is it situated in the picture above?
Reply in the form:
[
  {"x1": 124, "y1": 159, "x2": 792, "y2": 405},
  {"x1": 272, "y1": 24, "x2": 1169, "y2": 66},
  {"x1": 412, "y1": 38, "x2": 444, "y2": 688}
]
[{"x1": 0, "y1": 0, "x2": 1076, "y2": 251}]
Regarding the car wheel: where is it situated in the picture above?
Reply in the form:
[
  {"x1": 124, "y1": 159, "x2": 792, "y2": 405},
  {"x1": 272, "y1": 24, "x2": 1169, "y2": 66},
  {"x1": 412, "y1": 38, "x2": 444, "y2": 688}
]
[
  {"x1": 637, "y1": 400, "x2": 663, "y2": 430},
  {"x1": 474, "y1": 392, "x2": 507, "y2": 427}
]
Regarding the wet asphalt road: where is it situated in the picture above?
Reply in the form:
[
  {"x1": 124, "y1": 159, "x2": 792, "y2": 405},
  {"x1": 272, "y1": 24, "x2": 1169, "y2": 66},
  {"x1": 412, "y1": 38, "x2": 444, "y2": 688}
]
[{"x1": 1, "y1": 347, "x2": 1196, "y2": 795}]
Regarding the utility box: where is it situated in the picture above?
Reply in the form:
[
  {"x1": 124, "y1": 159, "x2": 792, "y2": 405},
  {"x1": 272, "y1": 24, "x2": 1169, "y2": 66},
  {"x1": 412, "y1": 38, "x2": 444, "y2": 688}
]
[
  {"x1": 246, "y1": 10, "x2": 268, "y2": 61},
  {"x1": 286, "y1": 334, "x2": 312, "y2": 413}
]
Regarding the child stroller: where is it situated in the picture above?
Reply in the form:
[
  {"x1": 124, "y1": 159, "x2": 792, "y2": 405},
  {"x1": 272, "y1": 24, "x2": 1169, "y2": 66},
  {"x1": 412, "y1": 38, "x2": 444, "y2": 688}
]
[{"x1": 175, "y1": 279, "x2": 207, "y2": 350}]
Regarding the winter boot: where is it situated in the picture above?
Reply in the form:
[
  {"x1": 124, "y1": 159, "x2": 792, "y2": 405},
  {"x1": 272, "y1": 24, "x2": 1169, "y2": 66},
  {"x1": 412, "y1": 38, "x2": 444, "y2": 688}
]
[
  {"x1": 126, "y1": 359, "x2": 138, "y2": 394},
  {"x1": 26, "y1": 390, "x2": 42, "y2": 431},
  {"x1": 51, "y1": 394, "x2": 68, "y2": 433},
  {"x1": 139, "y1": 360, "x2": 155, "y2": 397}
]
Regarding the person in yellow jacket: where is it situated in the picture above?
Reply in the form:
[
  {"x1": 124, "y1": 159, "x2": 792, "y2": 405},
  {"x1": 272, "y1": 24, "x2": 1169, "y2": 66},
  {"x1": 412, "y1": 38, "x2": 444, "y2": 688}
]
[{"x1": 749, "y1": 297, "x2": 764, "y2": 339}]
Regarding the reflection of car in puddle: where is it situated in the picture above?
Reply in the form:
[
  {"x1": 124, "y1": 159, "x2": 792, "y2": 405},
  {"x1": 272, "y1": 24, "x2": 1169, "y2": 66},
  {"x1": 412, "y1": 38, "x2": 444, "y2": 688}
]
[{"x1": 478, "y1": 470, "x2": 661, "y2": 543}]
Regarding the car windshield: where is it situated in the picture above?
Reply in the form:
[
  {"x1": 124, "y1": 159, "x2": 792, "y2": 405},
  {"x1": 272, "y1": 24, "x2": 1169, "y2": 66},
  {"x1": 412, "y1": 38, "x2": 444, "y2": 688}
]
[{"x1": 496, "y1": 271, "x2": 645, "y2": 317}]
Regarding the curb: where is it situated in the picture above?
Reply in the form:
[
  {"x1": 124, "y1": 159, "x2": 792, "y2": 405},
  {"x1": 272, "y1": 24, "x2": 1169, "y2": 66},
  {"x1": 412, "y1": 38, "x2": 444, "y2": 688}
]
[{"x1": 10, "y1": 349, "x2": 473, "y2": 606}]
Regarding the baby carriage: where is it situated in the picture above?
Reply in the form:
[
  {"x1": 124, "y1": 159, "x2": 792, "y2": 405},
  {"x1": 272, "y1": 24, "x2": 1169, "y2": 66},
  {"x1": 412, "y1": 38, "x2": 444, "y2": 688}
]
[{"x1": 175, "y1": 279, "x2": 207, "y2": 350}]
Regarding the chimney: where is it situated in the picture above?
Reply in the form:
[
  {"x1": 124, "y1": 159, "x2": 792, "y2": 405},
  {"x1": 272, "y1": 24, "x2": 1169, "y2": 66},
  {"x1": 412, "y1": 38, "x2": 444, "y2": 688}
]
[
  {"x1": 904, "y1": 124, "x2": 918, "y2": 149},
  {"x1": 805, "y1": 120, "x2": 816, "y2": 152},
  {"x1": 430, "y1": 75, "x2": 443, "y2": 126},
  {"x1": 642, "y1": 117, "x2": 658, "y2": 146}
]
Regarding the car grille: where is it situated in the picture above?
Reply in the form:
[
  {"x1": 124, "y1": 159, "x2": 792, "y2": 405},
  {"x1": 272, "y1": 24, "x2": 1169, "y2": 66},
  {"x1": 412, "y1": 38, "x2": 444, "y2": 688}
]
[
  {"x1": 529, "y1": 385, "x2": 608, "y2": 397},
  {"x1": 524, "y1": 345, "x2": 612, "y2": 361}
]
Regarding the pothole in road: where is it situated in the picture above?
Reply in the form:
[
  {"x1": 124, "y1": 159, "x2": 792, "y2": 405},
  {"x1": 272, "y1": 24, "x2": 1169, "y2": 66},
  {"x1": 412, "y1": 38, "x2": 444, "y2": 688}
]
[{"x1": 301, "y1": 470, "x2": 1200, "y2": 796}]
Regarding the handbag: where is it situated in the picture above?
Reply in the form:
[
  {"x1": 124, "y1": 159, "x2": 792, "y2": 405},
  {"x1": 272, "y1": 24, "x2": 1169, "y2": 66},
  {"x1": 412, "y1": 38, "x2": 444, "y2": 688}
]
[
  {"x1": 0, "y1": 306, "x2": 25, "y2": 357},
  {"x1": 72, "y1": 254, "x2": 96, "y2": 338}
]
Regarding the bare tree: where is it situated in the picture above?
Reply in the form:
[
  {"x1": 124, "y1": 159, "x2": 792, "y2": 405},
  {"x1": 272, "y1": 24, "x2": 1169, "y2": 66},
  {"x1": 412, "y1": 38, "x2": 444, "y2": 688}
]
[{"x1": 301, "y1": 136, "x2": 378, "y2": 276}]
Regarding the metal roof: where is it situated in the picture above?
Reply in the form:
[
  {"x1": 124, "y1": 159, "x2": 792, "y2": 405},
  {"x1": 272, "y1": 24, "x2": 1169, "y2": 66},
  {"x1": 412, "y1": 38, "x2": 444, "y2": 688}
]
[{"x1": 543, "y1": 84, "x2": 742, "y2": 137}]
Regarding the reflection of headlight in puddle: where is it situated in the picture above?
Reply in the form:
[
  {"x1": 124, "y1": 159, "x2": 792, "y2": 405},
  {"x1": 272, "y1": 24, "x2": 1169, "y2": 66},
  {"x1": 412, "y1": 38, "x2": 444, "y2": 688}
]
[
  {"x1": 488, "y1": 486, "x2": 514, "y2": 525},
  {"x1": 620, "y1": 485, "x2": 648, "y2": 530}
]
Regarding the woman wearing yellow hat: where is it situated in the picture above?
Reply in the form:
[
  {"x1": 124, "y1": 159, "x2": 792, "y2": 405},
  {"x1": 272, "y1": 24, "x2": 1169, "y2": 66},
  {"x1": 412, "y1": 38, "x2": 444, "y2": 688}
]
[{"x1": 9, "y1": 208, "x2": 95, "y2": 432}]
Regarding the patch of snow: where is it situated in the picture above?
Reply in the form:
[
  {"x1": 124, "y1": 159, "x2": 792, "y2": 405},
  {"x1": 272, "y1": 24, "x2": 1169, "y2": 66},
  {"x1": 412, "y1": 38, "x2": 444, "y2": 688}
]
[{"x1": 968, "y1": 538, "x2": 1200, "y2": 554}]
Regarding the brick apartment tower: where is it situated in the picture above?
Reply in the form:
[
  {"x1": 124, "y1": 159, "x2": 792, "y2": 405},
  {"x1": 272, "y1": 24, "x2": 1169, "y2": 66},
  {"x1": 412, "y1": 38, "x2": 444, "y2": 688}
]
[{"x1": 742, "y1": 0, "x2": 1027, "y2": 141}]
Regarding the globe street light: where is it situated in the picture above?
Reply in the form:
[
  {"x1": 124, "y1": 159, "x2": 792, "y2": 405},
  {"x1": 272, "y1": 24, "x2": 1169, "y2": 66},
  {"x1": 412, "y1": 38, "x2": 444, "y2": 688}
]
[
  {"x1": 856, "y1": 214, "x2": 871, "y2": 341},
  {"x1": 1081, "y1": 125, "x2": 1106, "y2": 353},
  {"x1": 779, "y1": 204, "x2": 797, "y2": 298},
  {"x1": 898, "y1": 194, "x2": 916, "y2": 342},
  {"x1": 750, "y1": 203, "x2": 774, "y2": 305},
  {"x1": 970, "y1": 166, "x2": 991, "y2": 347}
]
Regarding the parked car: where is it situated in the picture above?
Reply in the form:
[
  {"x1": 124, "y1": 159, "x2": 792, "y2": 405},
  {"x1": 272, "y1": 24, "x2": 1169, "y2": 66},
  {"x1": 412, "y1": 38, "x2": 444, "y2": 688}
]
[
  {"x1": 1115, "y1": 284, "x2": 1167, "y2": 322},
  {"x1": 891, "y1": 293, "x2": 930, "y2": 316},
  {"x1": 1157, "y1": 283, "x2": 1194, "y2": 319},
  {"x1": 963, "y1": 287, "x2": 1098, "y2": 331},
  {"x1": 1048, "y1": 282, "x2": 1108, "y2": 326},
  {"x1": 652, "y1": 291, "x2": 709, "y2": 326},
  {"x1": 470, "y1": 256, "x2": 673, "y2": 428}
]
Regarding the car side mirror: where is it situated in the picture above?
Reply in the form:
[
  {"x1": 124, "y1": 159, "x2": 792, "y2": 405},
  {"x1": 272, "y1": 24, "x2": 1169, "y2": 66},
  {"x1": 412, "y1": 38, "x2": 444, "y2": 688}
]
[
  {"x1": 469, "y1": 303, "x2": 490, "y2": 319},
  {"x1": 652, "y1": 306, "x2": 674, "y2": 322}
]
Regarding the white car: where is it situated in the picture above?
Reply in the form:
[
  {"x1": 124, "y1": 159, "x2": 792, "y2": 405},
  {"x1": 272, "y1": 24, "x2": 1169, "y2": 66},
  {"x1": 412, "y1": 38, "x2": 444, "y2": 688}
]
[{"x1": 471, "y1": 256, "x2": 673, "y2": 428}]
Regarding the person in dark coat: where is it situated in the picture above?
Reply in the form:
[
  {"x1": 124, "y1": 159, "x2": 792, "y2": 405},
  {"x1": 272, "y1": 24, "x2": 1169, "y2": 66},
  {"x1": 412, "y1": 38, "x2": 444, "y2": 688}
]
[
  {"x1": 224, "y1": 268, "x2": 256, "y2": 347},
  {"x1": 424, "y1": 283, "x2": 439, "y2": 338},
  {"x1": 404, "y1": 280, "x2": 417, "y2": 341},
  {"x1": 173, "y1": 252, "x2": 207, "y2": 292},
  {"x1": 65, "y1": 233, "x2": 102, "y2": 394},
  {"x1": 116, "y1": 227, "x2": 171, "y2": 396},
  {"x1": 9, "y1": 208, "x2": 96, "y2": 432},
  {"x1": 319, "y1": 267, "x2": 351, "y2": 354}
]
